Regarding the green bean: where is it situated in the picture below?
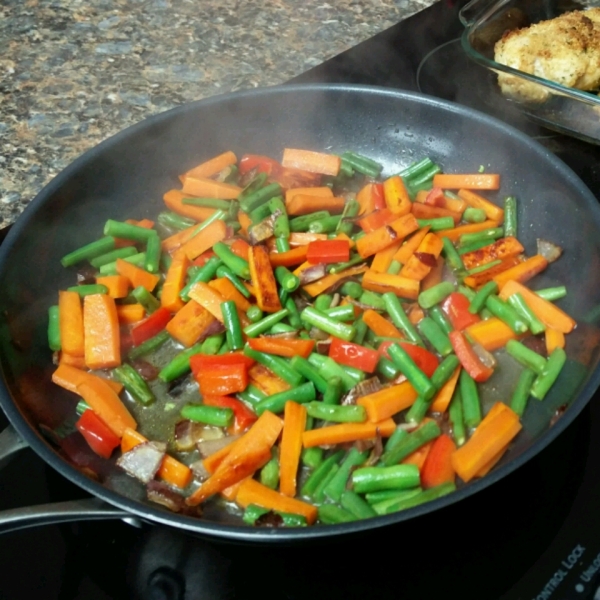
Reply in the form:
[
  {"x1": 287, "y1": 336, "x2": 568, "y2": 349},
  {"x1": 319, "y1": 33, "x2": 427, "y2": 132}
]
[
  {"x1": 507, "y1": 293, "x2": 546, "y2": 334},
  {"x1": 459, "y1": 369, "x2": 481, "y2": 429},
  {"x1": 340, "y1": 281, "x2": 363, "y2": 299},
  {"x1": 458, "y1": 239, "x2": 492, "y2": 255},
  {"x1": 341, "y1": 151, "x2": 383, "y2": 178},
  {"x1": 324, "y1": 448, "x2": 369, "y2": 502},
  {"x1": 181, "y1": 404, "x2": 233, "y2": 428},
  {"x1": 243, "y1": 504, "x2": 307, "y2": 527},
  {"x1": 289, "y1": 356, "x2": 329, "y2": 394},
  {"x1": 180, "y1": 257, "x2": 223, "y2": 301},
  {"x1": 128, "y1": 330, "x2": 170, "y2": 360},
  {"x1": 510, "y1": 368, "x2": 536, "y2": 417},
  {"x1": 387, "y1": 343, "x2": 436, "y2": 400},
  {"x1": 459, "y1": 227, "x2": 504, "y2": 246},
  {"x1": 103, "y1": 220, "x2": 156, "y2": 243},
  {"x1": 274, "y1": 266, "x2": 300, "y2": 292},
  {"x1": 98, "y1": 251, "x2": 146, "y2": 275},
  {"x1": 448, "y1": 388, "x2": 466, "y2": 446},
  {"x1": 309, "y1": 216, "x2": 342, "y2": 234},
  {"x1": 249, "y1": 202, "x2": 273, "y2": 224},
  {"x1": 382, "y1": 292, "x2": 424, "y2": 346},
  {"x1": 212, "y1": 242, "x2": 250, "y2": 279},
  {"x1": 246, "y1": 305, "x2": 263, "y2": 323},
  {"x1": 365, "y1": 488, "x2": 418, "y2": 505},
  {"x1": 157, "y1": 211, "x2": 196, "y2": 230},
  {"x1": 269, "y1": 323, "x2": 297, "y2": 334},
  {"x1": 485, "y1": 294, "x2": 529, "y2": 334},
  {"x1": 398, "y1": 157, "x2": 434, "y2": 181},
  {"x1": 76, "y1": 399, "x2": 92, "y2": 416},
  {"x1": 322, "y1": 377, "x2": 344, "y2": 405},
  {"x1": 239, "y1": 182, "x2": 282, "y2": 213},
  {"x1": 336, "y1": 198, "x2": 360, "y2": 236},
  {"x1": 469, "y1": 281, "x2": 498, "y2": 314},
  {"x1": 352, "y1": 464, "x2": 420, "y2": 494},
  {"x1": 238, "y1": 172, "x2": 268, "y2": 203},
  {"x1": 217, "y1": 338, "x2": 231, "y2": 354},
  {"x1": 301, "y1": 307, "x2": 355, "y2": 341},
  {"x1": 462, "y1": 207, "x2": 487, "y2": 223},
  {"x1": 275, "y1": 237, "x2": 290, "y2": 254},
  {"x1": 385, "y1": 482, "x2": 456, "y2": 514},
  {"x1": 270, "y1": 197, "x2": 290, "y2": 237},
  {"x1": 131, "y1": 286, "x2": 160, "y2": 314},
  {"x1": 383, "y1": 427, "x2": 408, "y2": 454},
  {"x1": 290, "y1": 211, "x2": 330, "y2": 232},
  {"x1": 89, "y1": 246, "x2": 137, "y2": 268},
  {"x1": 182, "y1": 197, "x2": 231, "y2": 209},
  {"x1": 200, "y1": 332, "x2": 226, "y2": 355},
  {"x1": 221, "y1": 300, "x2": 243, "y2": 351},
  {"x1": 314, "y1": 294, "x2": 333, "y2": 312},
  {"x1": 417, "y1": 317, "x2": 452, "y2": 356},
  {"x1": 243, "y1": 308, "x2": 289, "y2": 338},
  {"x1": 428, "y1": 305, "x2": 454, "y2": 334},
  {"x1": 254, "y1": 382, "x2": 316, "y2": 416},
  {"x1": 376, "y1": 356, "x2": 400, "y2": 380},
  {"x1": 308, "y1": 354, "x2": 364, "y2": 390},
  {"x1": 144, "y1": 232, "x2": 162, "y2": 274},
  {"x1": 301, "y1": 451, "x2": 344, "y2": 499},
  {"x1": 260, "y1": 454, "x2": 280, "y2": 490},
  {"x1": 215, "y1": 265, "x2": 251, "y2": 299},
  {"x1": 340, "y1": 490, "x2": 377, "y2": 519},
  {"x1": 416, "y1": 217, "x2": 455, "y2": 231},
  {"x1": 113, "y1": 363, "x2": 155, "y2": 406},
  {"x1": 353, "y1": 317, "x2": 368, "y2": 344},
  {"x1": 531, "y1": 348, "x2": 567, "y2": 400},
  {"x1": 328, "y1": 255, "x2": 366, "y2": 274},
  {"x1": 158, "y1": 343, "x2": 203, "y2": 382},
  {"x1": 305, "y1": 402, "x2": 366, "y2": 423},
  {"x1": 504, "y1": 196, "x2": 517, "y2": 238},
  {"x1": 468, "y1": 260, "x2": 502, "y2": 276},
  {"x1": 381, "y1": 421, "x2": 441, "y2": 466},
  {"x1": 302, "y1": 447, "x2": 324, "y2": 469},
  {"x1": 418, "y1": 281, "x2": 454, "y2": 310},
  {"x1": 243, "y1": 345, "x2": 303, "y2": 387},
  {"x1": 47, "y1": 305, "x2": 61, "y2": 351},
  {"x1": 441, "y1": 237, "x2": 468, "y2": 279},
  {"x1": 236, "y1": 384, "x2": 266, "y2": 407},
  {"x1": 318, "y1": 504, "x2": 357, "y2": 524},
  {"x1": 67, "y1": 284, "x2": 109, "y2": 297},
  {"x1": 370, "y1": 489, "x2": 423, "y2": 515},
  {"x1": 61, "y1": 236, "x2": 116, "y2": 268},
  {"x1": 536, "y1": 286, "x2": 567, "y2": 302},
  {"x1": 385, "y1": 259, "x2": 400, "y2": 275},
  {"x1": 323, "y1": 304, "x2": 355, "y2": 321}
]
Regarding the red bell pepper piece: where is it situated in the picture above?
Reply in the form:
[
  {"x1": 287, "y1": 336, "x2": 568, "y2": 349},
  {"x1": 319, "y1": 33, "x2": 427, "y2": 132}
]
[
  {"x1": 203, "y1": 395, "x2": 258, "y2": 433},
  {"x1": 441, "y1": 292, "x2": 481, "y2": 331},
  {"x1": 378, "y1": 341, "x2": 439, "y2": 377},
  {"x1": 420, "y1": 433, "x2": 457, "y2": 489},
  {"x1": 358, "y1": 208, "x2": 396, "y2": 233},
  {"x1": 189, "y1": 352, "x2": 255, "y2": 374},
  {"x1": 449, "y1": 330, "x2": 494, "y2": 382},
  {"x1": 372, "y1": 183, "x2": 386, "y2": 210},
  {"x1": 130, "y1": 307, "x2": 172, "y2": 347},
  {"x1": 424, "y1": 187, "x2": 445, "y2": 207},
  {"x1": 192, "y1": 249, "x2": 217, "y2": 268},
  {"x1": 75, "y1": 409, "x2": 121, "y2": 459},
  {"x1": 306, "y1": 240, "x2": 350, "y2": 265},
  {"x1": 329, "y1": 337, "x2": 381, "y2": 373},
  {"x1": 239, "y1": 154, "x2": 282, "y2": 176},
  {"x1": 194, "y1": 363, "x2": 248, "y2": 396}
]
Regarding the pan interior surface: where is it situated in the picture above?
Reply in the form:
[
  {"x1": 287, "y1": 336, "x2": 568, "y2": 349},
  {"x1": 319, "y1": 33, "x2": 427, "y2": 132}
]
[{"x1": 1, "y1": 84, "x2": 600, "y2": 541}]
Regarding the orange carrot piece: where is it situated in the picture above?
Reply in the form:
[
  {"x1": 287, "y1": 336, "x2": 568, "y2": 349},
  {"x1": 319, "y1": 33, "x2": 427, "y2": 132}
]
[
  {"x1": 402, "y1": 439, "x2": 433, "y2": 469},
  {"x1": 76, "y1": 377, "x2": 137, "y2": 438},
  {"x1": 188, "y1": 282, "x2": 227, "y2": 322},
  {"x1": 186, "y1": 411, "x2": 283, "y2": 505},
  {"x1": 383, "y1": 175, "x2": 411, "y2": 216},
  {"x1": 420, "y1": 434, "x2": 457, "y2": 488},
  {"x1": 166, "y1": 300, "x2": 216, "y2": 347},
  {"x1": 457, "y1": 188, "x2": 504, "y2": 222},
  {"x1": 83, "y1": 294, "x2": 121, "y2": 370},
  {"x1": 492, "y1": 254, "x2": 548, "y2": 290},
  {"x1": 545, "y1": 327, "x2": 565, "y2": 354},
  {"x1": 236, "y1": 478, "x2": 318, "y2": 524},
  {"x1": 269, "y1": 246, "x2": 309, "y2": 268},
  {"x1": 356, "y1": 213, "x2": 419, "y2": 259},
  {"x1": 247, "y1": 337, "x2": 315, "y2": 359},
  {"x1": 279, "y1": 401, "x2": 308, "y2": 497},
  {"x1": 163, "y1": 189, "x2": 216, "y2": 222},
  {"x1": 451, "y1": 402, "x2": 521, "y2": 482},
  {"x1": 288, "y1": 232, "x2": 328, "y2": 247},
  {"x1": 411, "y1": 202, "x2": 462, "y2": 225},
  {"x1": 464, "y1": 317, "x2": 519, "y2": 351},
  {"x1": 393, "y1": 226, "x2": 431, "y2": 265},
  {"x1": 95, "y1": 275, "x2": 130, "y2": 299},
  {"x1": 116, "y1": 259, "x2": 160, "y2": 292},
  {"x1": 183, "y1": 150, "x2": 237, "y2": 180},
  {"x1": 209, "y1": 277, "x2": 252, "y2": 313},
  {"x1": 248, "y1": 363, "x2": 291, "y2": 395},
  {"x1": 52, "y1": 364, "x2": 123, "y2": 395},
  {"x1": 462, "y1": 255, "x2": 523, "y2": 289},
  {"x1": 357, "y1": 209, "x2": 397, "y2": 233},
  {"x1": 436, "y1": 220, "x2": 500, "y2": 243},
  {"x1": 414, "y1": 190, "x2": 467, "y2": 213},
  {"x1": 281, "y1": 148, "x2": 341, "y2": 176},
  {"x1": 361, "y1": 270, "x2": 420, "y2": 300},
  {"x1": 249, "y1": 245, "x2": 282, "y2": 313},
  {"x1": 161, "y1": 251, "x2": 190, "y2": 313},
  {"x1": 356, "y1": 183, "x2": 377, "y2": 215},
  {"x1": 286, "y1": 194, "x2": 345, "y2": 216},
  {"x1": 179, "y1": 219, "x2": 228, "y2": 261},
  {"x1": 421, "y1": 256, "x2": 445, "y2": 291},
  {"x1": 433, "y1": 173, "x2": 500, "y2": 190},
  {"x1": 59, "y1": 290, "x2": 85, "y2": 358},
  {"x1": 357, "y1": 381, "x2": 418, "y2": 422},
  {"x1": 399, "y1": 232, "x2": 444, "y2": 281},
  {"x1": 499, "y1": 280, "x2": 576, "y2": 333},
  {"x1": 116, "y1": 303, "x2": 145, "y2": 324},
  {"x1": 59, "y1": 352, "x2": 86, "y2": 369},
  {"x1": 302, "y1": 265, "x2": 368, "y2": 297},
  {"x1": 285, "y1": 186, "x2": 333, "y2": 203},
  {"x1": 407, "y1": 305, "x2": 426, "y2": 325},
  {"x1": 238, "y1": 211, "x2": 252, "y2": 239},
  {"x1": 370, "y1": 240, "x2": 403, "y2": 273},
  {"x1": 460, "y1": 236, "x2": 524, "y2": 270},
  {"x1": 161, "y1": 225, "x2": 199, "y2": 254},
  {"x1": 202, "y1": 440, "x2": 237, "y2": 474},
  {"x1": 362, "y1": 309, "x2": 403, "y2": 338},
  {"x1": 181, "y1": 176, "x2": 242, "y2": 199},
  {"x1": 302, "y1": 419, "x2": 396, "y2": 447},
  {"x1": 230, "y1": 238, "x2": 251, "y2": 261},
  {"x1": 430, "y1": 366, "x2": 461, "y2": 412}
]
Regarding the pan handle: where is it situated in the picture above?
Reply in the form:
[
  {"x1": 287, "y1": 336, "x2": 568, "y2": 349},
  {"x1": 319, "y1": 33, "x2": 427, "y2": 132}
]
[
  {"x1": 0, "y1": 424, "x2": 29, "y2": 470},
  {"x1": 0, "y1": 497, "x2": 131, "y2": 535}
]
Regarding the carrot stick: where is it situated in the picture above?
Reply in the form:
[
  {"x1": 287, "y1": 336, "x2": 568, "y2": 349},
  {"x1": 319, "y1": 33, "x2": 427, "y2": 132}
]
[
  {"x1": 181, "y1": 176, "x2": 242, "y2": 199},
  {"x1": 286, "y1": 194, "x2": 345, "y2": 216},
  {"x1": 421, "y1": 256, "x2": 445, "y2": 291},
  {"x1": 393, "y1": 226, "x2": 431, "y2": 265},
  {"x1": 202, "y1": 440, "x2": 237, "y2": 474},
  {"x1": 358, "y1": 208, "x2": 397, "y2": 233},
  {"x1": 545, "y1": 327, "x2": 565, "y2": 354},
  {"x1": 236, "y1": 478, "x2": 318, "y2": 524},
  {"x1": 160, "y1": 225, "x2": 199, "y2": 254},
  {"x1": 361, "y1": 270, "x2": 420, "y2": 300},
  {"x1": 436, "y1": 220, "x2": 500, "y2": 243},
  {"x1": 230, "y1": 238, "x2": 251, "y2": 261},
  {"x1": 59, "y1": 290, "x2": 85, "y2": 358},
  {"x1": 302, "y1": 265, "x2": 368, "y2": 297},
  {"x1": 402, "y1": 439, "x2": 433, "y2": 469},
  {"x1": 498, "y1": 280, "x2": 576, "y2": 333},
  {"x1": 356, "y1": 183, "x2": 377, "y2": 215},
  {"x1": 460, "y1": 236, "x2": 525, "y2": 270},
  {"x1": 188, "y1": 282, "x2": 227, "y2": 322},
  {"x1": 52, "y1": 364, "x2": 123, "y2": 395},
  {"x1": 163, "y1": 189, "x2": 217, "y2": 222},
  {"x1": 161, "y1": 251, "x2": 190, "y2": 313},
  {"x1": 411, "y1": 202, "x2": 462, "y2": 225},
  {"x1": 430, "y1": 366, "x2": 461, "y2": 412},
  {"x1": 302, "y1": 418, "x2": 396, "y2": 448},
  {"x1": 186, "y1": 411, "x2": 283, "y2": 505},
  {"x1": 179, "y1": 219, "x2": 228, "y2": 261},
  {"x1": 238, "y1": 211, "x2": 252, "y2": 238},
  {"x1": 356, "y1": 213, "x2": 419, "y2": 259},
  {"x1": 285, "y1": 186, "x2": 333, "y2": 203},
  {"x1": 362, "y1": 309, "x2": 403, "y2": 338},
  {"x1": 248, "y1": 364, "x2": 291, "y2": 395},
  {"x1": 247, "y1": 337, "x2": 315, "y2": 359},
  {"x1": 281, "y1": 148, "x2": 341, "y2": 176},
  {"x1": 208, "y1": 277, "x2": 252, "y2": 313},
  {"x1": 269, "y1": 246, "x2": 309, "y2": 268},
  {"x1": 83, "y1": 294, "x2": 121, "y2": 370},
  {"x1": 116, "y1": 259, "x2": 160, "y2": 292},
  {"x1": 249, "y1": 245, "x2": 282, "y2": 313},
  {"x1": 462, "y1": 255, "x2": 523, "y2": 289},
  {"x1": 279, "y1": 401, "x2": 308, "y2": 497},
  {"x1": 492, "y1": 254, "x2": 548, "y2": 290},
  {"x1": 357, "y1": 381, "x2": 418, "y2": 422},
  {"x1": 183, "y1": 150, "x2": 237, "y2": 180},
  {"x1": 415, "y1": 190, "x2": 467, "y2": 213},
  {"x1": 120, "y1": 428, "x2": 193, "y2": 489},
  {"x1": 464, "y1": 317, "x2": 519, "y2": 351},
  {"x1": 457, "y1": 188, "x2": 504, "y2": 221},
  {"x1": 76, "y1": 377, "x2": 137, "y2": 437},
  {"x1": 166, "y1": 300, "x2": 217, "y2": 347},
  {"x1": 421, "y1": 434, "x2": 457, "y2": 488},
  {"x1": 383, "y1": 175, "x2": 411, "y2": 216},
  {"x1": 433, "y1": 173, "x2": 501, "y2": 190},
  {"x1": 407, "y1": 305, "x2": 426, "y2": 325},
  {"x1": 116, "y1": 303, "x2": 145, "y2": 324},
  {"x1": 95, "y1": 275, "x2": 130, "y2": 299},
  {"x1": 58, "y1": 352, "x2": 86, "y2": 369},
  {"x1": 399, "y1": 232, "x2": 444, "y2": 281},
  {"x1": 451, "y1": 402, "x2": 521, "y2": 482},
  {"x1": 370, "y1": 240, "x2": 403, "y2": 273}
]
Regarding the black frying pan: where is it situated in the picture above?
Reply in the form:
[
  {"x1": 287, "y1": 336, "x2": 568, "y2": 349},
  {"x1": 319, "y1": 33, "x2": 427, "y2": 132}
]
[{"x1": 1, "y1": 84, "x2": 600, "y2": 542}]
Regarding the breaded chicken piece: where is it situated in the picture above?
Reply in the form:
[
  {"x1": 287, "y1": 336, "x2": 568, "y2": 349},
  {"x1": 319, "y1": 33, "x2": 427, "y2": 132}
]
[{"x1": 494, "y1": 8, "x2": 600, "y2": 102}]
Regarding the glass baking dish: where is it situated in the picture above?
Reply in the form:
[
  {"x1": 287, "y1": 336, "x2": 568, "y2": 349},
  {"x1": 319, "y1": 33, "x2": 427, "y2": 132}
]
[{"x1": 460, "y1": 0, "x2": 600, "y2": 144}]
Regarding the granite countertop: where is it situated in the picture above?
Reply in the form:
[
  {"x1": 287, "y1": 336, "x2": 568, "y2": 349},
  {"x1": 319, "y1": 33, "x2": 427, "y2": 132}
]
[{"x1": 0, "y1": 0, "x2": 435, "y2": 229}]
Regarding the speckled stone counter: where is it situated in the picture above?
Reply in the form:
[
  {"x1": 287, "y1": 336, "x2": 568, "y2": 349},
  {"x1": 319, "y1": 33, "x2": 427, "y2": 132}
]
[{"x1": 0, "y1": 0, "x2": 435, "y2": 229}]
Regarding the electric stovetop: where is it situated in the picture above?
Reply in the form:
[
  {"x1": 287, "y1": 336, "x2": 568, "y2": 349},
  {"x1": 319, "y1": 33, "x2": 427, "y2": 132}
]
[{"x1": 2, "y1": 1, "x2": 600, "y2": 599}]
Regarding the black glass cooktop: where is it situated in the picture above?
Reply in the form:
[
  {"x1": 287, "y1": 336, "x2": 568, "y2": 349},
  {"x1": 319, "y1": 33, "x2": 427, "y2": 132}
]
[{"x1": 3, "y1": 1, "x2": 600, "y2": 599}]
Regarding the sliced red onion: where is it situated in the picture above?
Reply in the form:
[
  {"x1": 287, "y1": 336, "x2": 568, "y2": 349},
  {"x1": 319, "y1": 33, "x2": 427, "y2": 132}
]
[
  {"x1": 298, "y1": 263, "x2": 327, "y2": 285},
  {"x1": 198, "y1": 319, "x2": 225, "y2": 342},
  {"x1": 341, "y1": 377, "x2": 382, "y2": 405},
  {"x1": 471, "y1": 340, "x2": 497, "y2": 369},
  {"x1": 309, "y1": 327, "x2": 330, "y2": 341},
  {"x1": 315, "y1": 339, "x2": 332, "y2": 354},
  {"x1": 365, "y1": 434, "x2": 384, "y2": 466},
  {"x1": 537, "y1": 238, "x2": 563, "y2": 263},
  {"x1": 131, "y1": 359, "x2": 159, "y2": 381},
  {"x1": 414, "y1": 252, "x2": 437, "y2": 267},
  {"x1": 264, "y1": 331, "x2": 299, "y2": 340},
  {"x1": 146, "y1": 480, "x2": 191, "y2": 513},
  {"x1": 174, "y1": 420, "x2": 206, "y2": 452},
  {"x1": 117, "y1": 441, "x2": 166, "y2": 484},
  {"x1": 197, "y1": 435, "x2": 240, "y2": 458},
  {"x1": 329, "y1": 293, "x2": 341, "y2": 308},
  {"x1": 249, "y1": 214, "x2": 278, "y2": 245},
  {"x1": 189, "y1": 459, "x2": 210, "y2": 482}
]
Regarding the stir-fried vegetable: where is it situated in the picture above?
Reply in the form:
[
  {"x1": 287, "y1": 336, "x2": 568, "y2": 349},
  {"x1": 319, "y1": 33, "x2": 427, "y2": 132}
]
[{"x1": 48, "y1": 146, "x2": 576, "y2": 527}]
